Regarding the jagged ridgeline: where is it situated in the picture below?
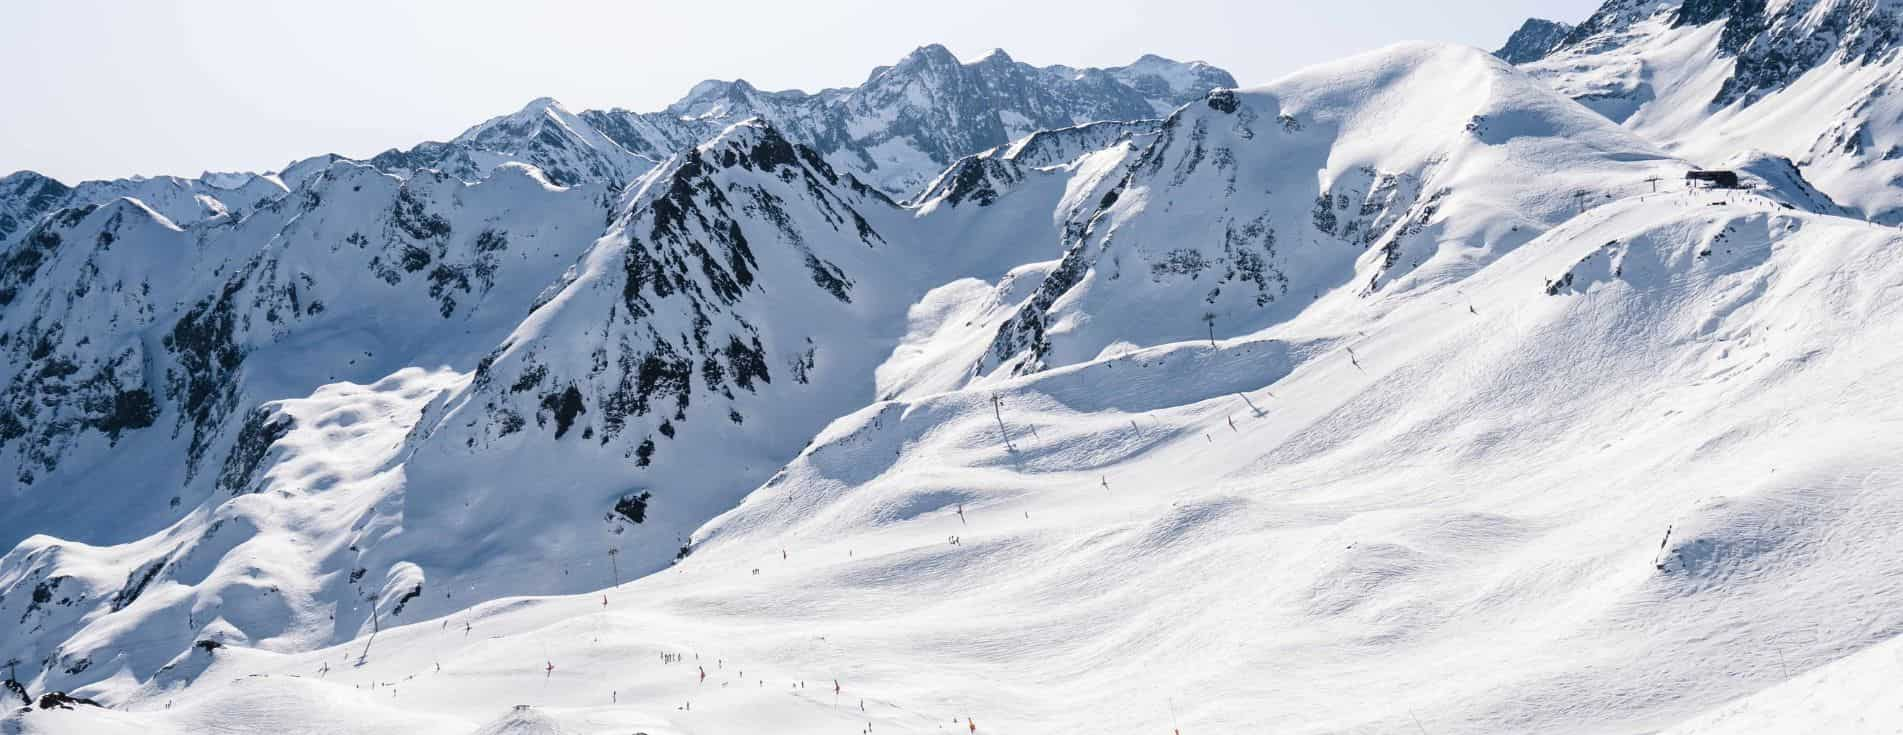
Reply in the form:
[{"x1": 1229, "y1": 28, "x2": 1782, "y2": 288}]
[
  {"x1": 0, "y1": 46, "x2": 1235, "y2": 696},
  {"x1": 337, "y1": 45, "x2": 1233, "y2": 200}
]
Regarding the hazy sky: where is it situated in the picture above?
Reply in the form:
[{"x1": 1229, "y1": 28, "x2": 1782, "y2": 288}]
[{"x1": 1, "y1": 0, "x2": 1605, "y2": 182}]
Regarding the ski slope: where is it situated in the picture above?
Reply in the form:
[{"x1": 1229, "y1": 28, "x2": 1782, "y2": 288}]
[
  {"x1": 15, "y1": 173, "x2": 1903, "y2": 735},
  {"x1": 7, "y1": 24, "x2": 1903, "y2": 735}
]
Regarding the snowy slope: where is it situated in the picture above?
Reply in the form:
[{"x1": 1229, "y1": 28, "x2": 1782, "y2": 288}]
[
  {"x1": 1519, "y1": 0, "x2": 1903, "y2": 222},
  {"x1": 975, "y1": 43, "x2": 1680, "y2": 377},
  {"x1": 0, "y1": 110, "x2": 1142, "y2": 704},
  {"x1": 13, "y1": 118, "x2": 1903, "y2": 735},
  {"x1": 0, "y1": 44, "x2": 1228, "y2": 704},
  {"x1": 0, "y1": 161, "x2": 617, "y2": 692},
  {"x1": 7, "y1": 31, "x2": 1903, "y2": 735}
]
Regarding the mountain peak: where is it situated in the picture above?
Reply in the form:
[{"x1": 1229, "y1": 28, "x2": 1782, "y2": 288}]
[
  {"x1": 1494, "y1": 17, "x2": 1576, "y2": 63},
  {"x1": 909, "y1": 43, "x2": 956, "y2": 59},
  {"x1": 667, "y1": 79, "x2": 765, "y2": 119},
  {"x1": 2, "y1": 169, "x2": 69, "y2": 193},
  {"x1": 456, "y1": 96, "x2": 576, "y2": 142},
  {"x1": 1563, "y1": 0, "x2": 1678, "y2": 48},
  {"x1": 1129, "y1": 52, "x2": 1193, "y2": 69},
  {"x1": 896, "y1": 43, "x2": 961, "y2": 70},
  {"x1": 521, "y1": 96, "x2": 564, "y2": 113}
]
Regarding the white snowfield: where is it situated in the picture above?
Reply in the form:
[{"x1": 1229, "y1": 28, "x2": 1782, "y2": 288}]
[
  {"x1": 5, "y1": 32, "x2": 1903, "y2": 735},
  {"x1": 1523, "y1": 0, "x2": 1903, "y2": 224}
]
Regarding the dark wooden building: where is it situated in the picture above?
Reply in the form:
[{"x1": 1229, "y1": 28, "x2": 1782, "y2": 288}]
[{"x1": 1685, "y1": 170, "x2": 1743, "y2": 189}]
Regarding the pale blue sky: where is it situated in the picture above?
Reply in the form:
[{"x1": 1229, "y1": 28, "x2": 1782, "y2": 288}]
[{"x1": 1, "y1": 0, "x2": 1604, "y2": 182}]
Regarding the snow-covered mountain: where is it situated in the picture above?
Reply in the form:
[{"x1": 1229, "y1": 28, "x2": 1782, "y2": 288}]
[
  {"x1": 1495, "y1": 18, "x2": 1577, "y2": 63},
  {"x1": 975, "y1": 44, "x2": 1680, "y2": 377},
  {"x1": 344, "y1": 45, "x2": 1231, "y2": 199},
  {"x1": 5, "y1": 25, "x2": 1903, "y2": 735},
  {"x1": 0, "y1": 171, "x2": 289, "y2": 251},
  {"x1": 1513, "y1": 0, "x2": 1903, "y2": 222},
  {"x1": 0, "y1": 161, "x2": 619, "y2": 687},
  {"x1": 0, "y1": 46, "x2": 1184, "y2": 702},
  {"x1": 366, "y1": 98, "x2": 666, "y2": 189}
]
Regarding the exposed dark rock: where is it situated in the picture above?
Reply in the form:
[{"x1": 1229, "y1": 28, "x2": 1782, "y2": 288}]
[
  {"x1": 109, "y1": 560, "x2": 166, "y2": 612},
  {"x1": 1206, "y1": 90, "x2": 1240, "y2": 114},
  {"x1": 542, "y1": 385, "x2": 586, "y2": 439},
  {"x1": 613, "y1": 491, "x2": 653, "y2": 524},
  {"x1": 1495, "y1": 18, "x2": 1575, "y2": 63},
  {"x1": 35, "y1": 691, "x2": 99, "y2": 710},
  {"x1": 391, "y1": 584, "x2": 422, "y2": 616},
  {"x1": 166, "y1": 278, "x2": 248, "y2": 478},
  {"x1": 217, "y1": 407, "x2": 294, "y2": 495}
]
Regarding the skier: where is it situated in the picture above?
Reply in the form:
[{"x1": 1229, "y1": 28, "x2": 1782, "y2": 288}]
[
  {"x1": 545, "y1": 661, "x2": 554, "y2": 678},
  {"x1": 699, "y1": 666, "x2": 706, "y2": 684},
  {"x1": 969, "y1": 717, "x2": 977, "y2": 733},
  {"x1": 835, "y1": 679, "x2": 841, "y2": 696}
]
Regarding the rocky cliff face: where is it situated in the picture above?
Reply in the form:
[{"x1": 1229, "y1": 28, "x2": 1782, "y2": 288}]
[{"x1": 1494, "y1": 18, "x2": 1576, "y2": 63}]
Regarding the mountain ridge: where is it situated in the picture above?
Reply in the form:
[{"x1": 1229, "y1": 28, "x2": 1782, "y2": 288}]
[
  {"x1": 6, "y1": 22, "x2": 1903, "y2": 734},
  {"x1": 1509, "y1": 0, "x2": 1903, "y2": 222}
]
